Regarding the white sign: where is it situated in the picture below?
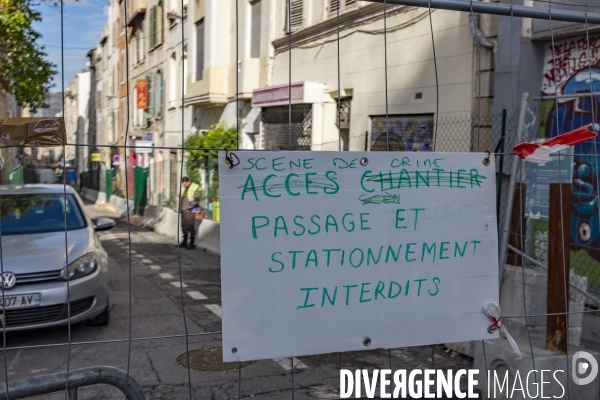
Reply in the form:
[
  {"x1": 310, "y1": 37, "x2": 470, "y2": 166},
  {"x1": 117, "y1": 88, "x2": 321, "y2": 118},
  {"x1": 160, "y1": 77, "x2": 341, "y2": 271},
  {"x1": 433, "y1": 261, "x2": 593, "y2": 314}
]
[
  {"x1": 219, "y1": 151, "x2": 499, "y2": 362},
  {"x1": 135, "y1": 140, "x2": 152, "y2": 153}
]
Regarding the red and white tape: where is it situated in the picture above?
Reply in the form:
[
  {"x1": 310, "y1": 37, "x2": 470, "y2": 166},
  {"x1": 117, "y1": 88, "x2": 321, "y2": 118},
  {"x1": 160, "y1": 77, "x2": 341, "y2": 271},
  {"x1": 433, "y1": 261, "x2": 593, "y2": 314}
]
[{"x1": 513, "y1": 124, "x2": 598, "y2": 164}]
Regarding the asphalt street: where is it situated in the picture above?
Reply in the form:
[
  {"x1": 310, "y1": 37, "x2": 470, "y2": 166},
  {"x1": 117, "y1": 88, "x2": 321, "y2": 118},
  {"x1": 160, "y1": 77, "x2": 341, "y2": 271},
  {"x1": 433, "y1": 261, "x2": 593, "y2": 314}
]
[{"x1": 0, "y1": 204, "x2": 473, "y2": 399}]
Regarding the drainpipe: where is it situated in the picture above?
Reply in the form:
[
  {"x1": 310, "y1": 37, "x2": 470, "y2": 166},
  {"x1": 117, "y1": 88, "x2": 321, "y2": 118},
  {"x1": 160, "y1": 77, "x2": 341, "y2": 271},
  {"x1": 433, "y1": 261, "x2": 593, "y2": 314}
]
[{"x1": 469, "y1": 13, "x2": 494, "y2": 49}]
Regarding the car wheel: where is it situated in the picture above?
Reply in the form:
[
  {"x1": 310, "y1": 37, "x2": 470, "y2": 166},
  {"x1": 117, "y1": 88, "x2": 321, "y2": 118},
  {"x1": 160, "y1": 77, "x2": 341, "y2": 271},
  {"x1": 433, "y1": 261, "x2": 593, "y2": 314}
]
[{"x1": 87, "y1": 304, "x2": 110, "y2": 326}]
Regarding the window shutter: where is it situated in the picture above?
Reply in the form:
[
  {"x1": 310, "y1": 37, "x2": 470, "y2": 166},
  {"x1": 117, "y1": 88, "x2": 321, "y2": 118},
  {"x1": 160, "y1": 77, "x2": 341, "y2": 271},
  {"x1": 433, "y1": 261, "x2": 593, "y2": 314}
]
[
  {"x1": 156, "y1": 70, "x2": 164, "y2": 115},
  {"x1": 250, "y1": 0, "x2": 262, "y2": 58},
  {"x1": 159, "y1": 3, "x2": 164, "y2": 43},
  {"x1": 285, "y1": 0, "x2": 303, "y2": 33},
  {"x1": 146, "y1": 74, "x2": 155, "y2": 118},
  {"x1": 196, "y1": 20, "x2": 205, "y2": 81},
  {"x1": 151, "y1": 7, "x2": 157, "y2": 48},
  {"x1": 330, "y1": 0, "x2": 356, "y2": 16},
  {"x1": 329, "y1": 0, "x2": 339, "y2": 16}
]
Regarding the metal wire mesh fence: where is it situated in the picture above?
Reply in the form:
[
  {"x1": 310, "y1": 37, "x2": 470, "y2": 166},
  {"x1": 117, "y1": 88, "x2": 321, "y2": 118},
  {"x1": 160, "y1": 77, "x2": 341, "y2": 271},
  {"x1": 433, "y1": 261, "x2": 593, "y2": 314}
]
[{"x1": 3, "y1": 0, "x2": 600, "y2": 398}]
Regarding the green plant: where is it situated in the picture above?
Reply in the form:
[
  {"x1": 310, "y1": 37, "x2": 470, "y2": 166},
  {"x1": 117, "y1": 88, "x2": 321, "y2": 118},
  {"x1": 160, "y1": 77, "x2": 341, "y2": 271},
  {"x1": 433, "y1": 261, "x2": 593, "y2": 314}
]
[
  {"x1": 164, "y1": 196, "x2": 176, "y2": 209},
  {"x1": 184, "y1": 121, "x2": 240, "y2": 190}
]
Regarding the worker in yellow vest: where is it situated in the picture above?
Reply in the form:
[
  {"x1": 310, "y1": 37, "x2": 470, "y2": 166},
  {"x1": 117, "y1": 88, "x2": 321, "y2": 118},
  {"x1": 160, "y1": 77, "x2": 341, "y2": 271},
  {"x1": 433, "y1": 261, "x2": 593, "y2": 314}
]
[{"x1": 177, "y1": 177, "x2": 201, "y2": 249}]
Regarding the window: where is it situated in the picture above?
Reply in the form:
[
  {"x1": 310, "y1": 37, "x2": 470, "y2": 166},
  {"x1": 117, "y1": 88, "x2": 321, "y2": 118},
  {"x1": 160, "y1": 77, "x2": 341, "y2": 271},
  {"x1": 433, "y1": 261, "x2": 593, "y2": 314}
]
[
  {"x1": 284, "y1": 0, "x2": 303, "y2": 33},
  {"x1": 120, "y1": 1, "x2": 125, "y2": 35},
  {"x1": 120, "y1": 98, "x2": 126, "y2": 136},
  {"x1": 110, "y1": 111, "x2": 116, "y2": 143},
  {"x1": 0, "y1": 194, "x2": 86, "y2": 235},
  {"x1": 250, "y1": 0, "x2": 261, "y2": 58},
  {"x1": 120, "y1": 50, "x2": 125, "y2": 84},
  {"x1": 158, "y1": 1, "x2": 164, "y2": 43},
  {"x1": 135, "y1": 28, "x2": 145, "y2": 63},
  {"x1": 102, "y1": 45, "x2": 107, "y2": 70},
  {"x1": 146, "y1": 73, "x2": 155, "y2": 118},
  {"x1": 195, "y1": 20, "x2": 204, "y2": 81},
  {"x1": 329, "y1": 0, "x2": 357, "y2": 16},
  {"x1": 168, "y1": 53, "x2": 177, "y2": 105},
  {"x1": 156, "y1": 70, "x2": 164, "y2": 115},
  {"x1": 150, "y1": 6, "x2": 157, "y2": 48},
  {"x1": 96, "y1": 81, "x2": 102, "y2": 109},
  {"x1": 97, "y1": 111, "x2": 103, "y2": 145},
  {"x1": 133, "y1": 86, "x2": 139, "y2": 126}
]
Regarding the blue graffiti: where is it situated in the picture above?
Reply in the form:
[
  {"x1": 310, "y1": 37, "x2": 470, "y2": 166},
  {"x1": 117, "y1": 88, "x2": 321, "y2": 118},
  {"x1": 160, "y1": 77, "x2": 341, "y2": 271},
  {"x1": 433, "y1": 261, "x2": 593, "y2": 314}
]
[{"x1": 546, "y1": 68, "x2": 600, "y2": 259}]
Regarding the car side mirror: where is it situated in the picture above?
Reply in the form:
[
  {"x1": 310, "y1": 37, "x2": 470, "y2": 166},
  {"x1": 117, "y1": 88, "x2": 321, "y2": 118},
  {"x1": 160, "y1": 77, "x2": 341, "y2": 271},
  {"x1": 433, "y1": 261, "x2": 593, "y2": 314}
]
[{"x1": 95, "y1": 218, "x2": 116, "y2": 231}]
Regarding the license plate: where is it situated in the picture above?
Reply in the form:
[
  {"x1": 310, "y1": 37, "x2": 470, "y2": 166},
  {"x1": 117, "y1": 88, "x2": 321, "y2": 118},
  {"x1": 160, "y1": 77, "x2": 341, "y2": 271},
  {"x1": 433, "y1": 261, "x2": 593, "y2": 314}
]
[{"x1": 0, "y1": 294, "x2": 41, "y2": 309}]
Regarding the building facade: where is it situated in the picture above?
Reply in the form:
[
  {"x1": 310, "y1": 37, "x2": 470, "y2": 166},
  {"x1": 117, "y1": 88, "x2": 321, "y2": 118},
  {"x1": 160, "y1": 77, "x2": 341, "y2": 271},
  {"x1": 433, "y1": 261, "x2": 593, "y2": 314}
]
[
  {"x1": 128, "y1": 0, "x2": 171, "y2": 205},
  {"x1": 65, "y1": 70, "x2": 91, "y2": 176},
  {"x1": 78, "y1": 0, "x2": 496, "y2": 212},
  {"x1": 182, "y1": 0, "x2": 493, "y2": 156},
  {"x1": 263, "y1": 1, "x2": 490, "y2": 153}
]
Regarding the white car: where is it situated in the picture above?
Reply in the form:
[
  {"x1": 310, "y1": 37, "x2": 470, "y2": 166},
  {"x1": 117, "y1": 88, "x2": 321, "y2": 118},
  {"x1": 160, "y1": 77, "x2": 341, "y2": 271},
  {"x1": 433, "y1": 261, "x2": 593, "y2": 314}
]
[{"x1": 0, "y1": 184, "x2": 114, "y2": 331}]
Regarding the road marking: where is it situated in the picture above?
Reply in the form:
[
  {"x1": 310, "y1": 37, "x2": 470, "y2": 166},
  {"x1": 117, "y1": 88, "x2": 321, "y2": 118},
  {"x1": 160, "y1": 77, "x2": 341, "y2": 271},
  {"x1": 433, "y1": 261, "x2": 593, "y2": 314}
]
[
  {"x1": 134, "y1": 254, "x2": 144, "y2": 258},
  {"x1": 143, "y1": 259, "x2": 153, "y2": 264},
  {"x1": 272, "y1": 357, "x2": 308, "y2": 371},
  {"x1": 130, "y1": 250, "x2": 137, "y2": 254},
  {"x1": 170, "y1": 281, "x2": 188, "y2": 288},
  {"x1": 149, "y1": 265, "x2": 161, "y2": 270},
  {"x1": 159, "y1": 273, "x2": 174, "y2": 280},
  {"x1": 204, "y1": 304, "x2": 222, "y2": 317},
  {"x1": 187, "y1": 291, "x2": 207, "y2": 300}
]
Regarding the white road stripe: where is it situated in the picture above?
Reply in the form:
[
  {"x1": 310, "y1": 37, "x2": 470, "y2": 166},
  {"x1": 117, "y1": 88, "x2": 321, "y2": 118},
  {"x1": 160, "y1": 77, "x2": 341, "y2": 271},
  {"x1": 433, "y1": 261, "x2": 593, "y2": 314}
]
[
  {"x1": 149, "y1": 265, "x2": 161, "y2": 270},
  {"x1": 272, "y1": 357, "x2": 308, "y2": 371},
  {"x1": 170, "y1": 281, "x2": 188, "y2": 288},
  {"x1": 204, "y1": 304, "x2": 222, "y2": 318},
  {"x1": 142, "y1": 259, "x2": 153, "y2": 264},
  {"x1": 159, "y1": 273, "x2": 174, "y2": 280},
  {"x1": 187, "y1": 291, "x2": 207, "y2": 300}
]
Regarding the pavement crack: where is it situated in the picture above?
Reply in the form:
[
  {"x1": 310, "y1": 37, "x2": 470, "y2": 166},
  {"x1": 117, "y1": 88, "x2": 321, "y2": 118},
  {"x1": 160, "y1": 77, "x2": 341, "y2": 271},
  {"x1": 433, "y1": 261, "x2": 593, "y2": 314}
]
[{"x1": 145, "y1": 349, "x2": 162, "y2": 383}]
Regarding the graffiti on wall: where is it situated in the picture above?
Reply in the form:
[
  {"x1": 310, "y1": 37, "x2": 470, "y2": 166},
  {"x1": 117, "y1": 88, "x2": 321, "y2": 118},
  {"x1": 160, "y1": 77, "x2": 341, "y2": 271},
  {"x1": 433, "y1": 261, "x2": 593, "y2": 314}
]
[
  {"x1": 370, "y1": 115, "x2": 434, "y2": 152},
  {"x1": 541, "y1": 34, "x2": 600, "y2": 260}
]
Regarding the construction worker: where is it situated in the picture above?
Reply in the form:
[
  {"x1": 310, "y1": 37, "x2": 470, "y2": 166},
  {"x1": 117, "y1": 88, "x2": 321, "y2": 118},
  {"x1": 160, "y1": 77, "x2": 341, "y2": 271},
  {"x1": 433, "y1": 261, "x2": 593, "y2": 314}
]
[{"x1": 177, "y1": 177, "x2": 201, "y2": 249}]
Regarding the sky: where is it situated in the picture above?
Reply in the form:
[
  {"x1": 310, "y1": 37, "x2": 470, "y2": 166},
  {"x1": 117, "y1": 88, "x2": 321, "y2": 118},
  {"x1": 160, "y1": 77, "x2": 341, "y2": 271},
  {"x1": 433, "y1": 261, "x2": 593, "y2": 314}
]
[{"x1": 32, "y1": 0, "x2": 108, "y2": 93}]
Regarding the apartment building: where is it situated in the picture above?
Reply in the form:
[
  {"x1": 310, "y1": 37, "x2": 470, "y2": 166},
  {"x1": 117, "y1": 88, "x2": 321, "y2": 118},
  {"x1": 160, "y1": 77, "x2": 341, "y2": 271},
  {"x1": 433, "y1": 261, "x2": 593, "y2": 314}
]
[
  {"x1": 65, "y1": 70, "x2": 91, "y2": 176},
  {"x1": 127, "y1": 0, "x2": 172, "y2": 205},
  {"x1": 182, "y1": 0, "x2": 491, "y2": 156},
  {"x1": 185, "y1": 0, "x2": 269, "y2": 149},
  {"x1": 266, "y1": 0, "x2": 493, "y2": 152},
  {"x1": 80, "y1": 0, "x2": 494, "y2": 209}
]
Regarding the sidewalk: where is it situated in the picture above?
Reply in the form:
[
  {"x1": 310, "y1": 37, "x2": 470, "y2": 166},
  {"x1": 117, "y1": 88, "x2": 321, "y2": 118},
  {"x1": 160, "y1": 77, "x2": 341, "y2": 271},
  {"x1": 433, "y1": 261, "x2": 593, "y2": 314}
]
[{"x1": 84, "y1": 202, "x2": 121, "y2": 220}]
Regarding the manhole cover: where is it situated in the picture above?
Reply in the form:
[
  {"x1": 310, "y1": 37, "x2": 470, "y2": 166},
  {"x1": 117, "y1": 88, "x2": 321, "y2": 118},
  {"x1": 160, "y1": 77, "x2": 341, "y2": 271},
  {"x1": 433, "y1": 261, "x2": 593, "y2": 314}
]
[{"x1": 175, "y1": 347, "x2": 255, "y2": 372}]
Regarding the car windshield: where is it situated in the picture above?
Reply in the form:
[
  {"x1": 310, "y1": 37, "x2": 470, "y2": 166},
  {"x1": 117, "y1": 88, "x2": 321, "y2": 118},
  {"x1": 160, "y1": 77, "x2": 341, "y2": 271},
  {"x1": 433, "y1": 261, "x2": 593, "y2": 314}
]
[{"x1": 0, "y1": 194, "x2": 87, "y2": 235}]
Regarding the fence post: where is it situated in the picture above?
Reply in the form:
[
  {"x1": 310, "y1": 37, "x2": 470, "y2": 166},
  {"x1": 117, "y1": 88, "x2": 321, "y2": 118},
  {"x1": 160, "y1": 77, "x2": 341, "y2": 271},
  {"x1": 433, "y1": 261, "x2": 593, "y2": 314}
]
[
  {"x1": 496, "y1": 109, "x2": 506, "y2": 222},
  {"x1": 547, "y1": 182, "x2": 570, "y2": 354},
  {"x1": 499, "y1": 93, "x2": 529, "y2": 283}
]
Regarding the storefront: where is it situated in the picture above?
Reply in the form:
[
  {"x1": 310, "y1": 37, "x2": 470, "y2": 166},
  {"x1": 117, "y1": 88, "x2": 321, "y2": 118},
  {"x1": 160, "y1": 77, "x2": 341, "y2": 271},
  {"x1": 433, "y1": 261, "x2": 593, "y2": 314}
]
[{"x1": 251, "y1": 81, "x2": 336, "y2": 151}]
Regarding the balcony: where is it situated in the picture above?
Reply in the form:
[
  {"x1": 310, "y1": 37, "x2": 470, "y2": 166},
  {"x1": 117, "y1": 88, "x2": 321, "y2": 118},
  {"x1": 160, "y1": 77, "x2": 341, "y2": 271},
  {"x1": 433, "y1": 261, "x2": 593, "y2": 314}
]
[
  {"x1": 184, "y1": 67, "x2": 228, "y2": 106},
  {"x1": 227, "y1": 58, "x2": 266, "y2": 101}
]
